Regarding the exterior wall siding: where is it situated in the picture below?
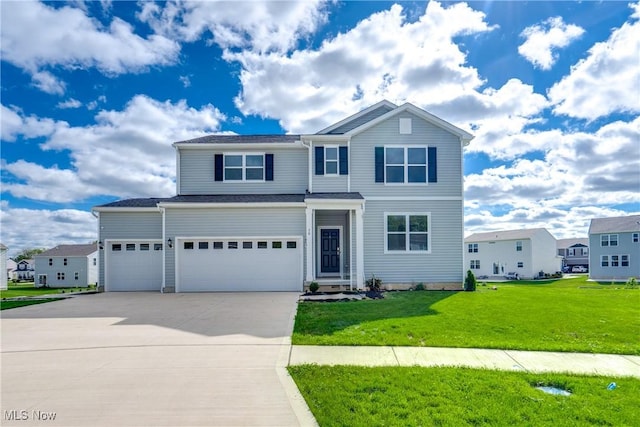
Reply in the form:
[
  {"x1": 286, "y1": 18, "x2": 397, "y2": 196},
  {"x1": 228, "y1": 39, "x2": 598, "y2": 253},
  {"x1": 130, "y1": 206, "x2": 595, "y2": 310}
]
[
  {"x1": 350, "y1": 112, "x2": 463, "y2": 198},
  {"x1": 164, "y1": 207, "x2": 306, "y2": 289},
  {"x1": 589, "y1": 232, "x2": 640, "y2": 280},
  {"x1": 362, "y1": 200, "x2": 463, "y2": 284},
  {"x1": 179, "y1": 147, "x2": 308, "y2": 195},
  {"x1": 98, "y1": 211, "x2": 163, "y2": 286},
  {"x1": 313, "y1": 175, "x2": 349, "y2": 193},
  {"x1": 35, "y1": 255, "x2": 95, "y2": 287},
  {"x1": 531, "y1": 231, "x2": 563, "y2": 275},
  {"x1": 465, "y1": 240, "x2": 534, "y2": 279}
]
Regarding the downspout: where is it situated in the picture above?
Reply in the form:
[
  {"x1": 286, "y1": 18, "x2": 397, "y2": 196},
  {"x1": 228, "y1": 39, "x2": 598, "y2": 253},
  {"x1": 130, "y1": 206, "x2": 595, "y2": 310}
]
[
  {"x1": 301, "y1": 138, "x2": 313, "y2": 193},
  {"x1": 159, "y1": 205, "x2": 166, "y2": 293},
  {"x1": 91, "y1": 210, "x2": 101, "y2": 291}
]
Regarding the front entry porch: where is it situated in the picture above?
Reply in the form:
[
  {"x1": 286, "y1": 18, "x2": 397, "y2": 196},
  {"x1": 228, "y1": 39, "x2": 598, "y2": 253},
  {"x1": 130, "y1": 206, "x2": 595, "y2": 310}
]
[{"x1": 304, "y1": 194, "x2": 365, "y2": 290}]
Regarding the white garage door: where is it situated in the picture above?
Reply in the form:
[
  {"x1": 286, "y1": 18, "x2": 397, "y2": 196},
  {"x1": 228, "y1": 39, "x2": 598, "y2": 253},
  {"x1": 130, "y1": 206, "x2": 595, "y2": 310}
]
[
  {"x1": 177, "y1": 238, "x2": 302, "y2": 292},
  {"x1": 106, "y1": 241, "x2": 163, "y2": 291}
]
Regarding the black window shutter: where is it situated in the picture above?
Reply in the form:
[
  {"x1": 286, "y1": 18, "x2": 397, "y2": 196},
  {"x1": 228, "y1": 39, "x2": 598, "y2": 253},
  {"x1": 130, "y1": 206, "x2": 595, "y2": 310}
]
[
  {"x1": 428, "y1": 147, "x2": 437, "y2": 183},
  {"x1": 339, "y1": 146, "x2": 348, "y2": 175},
  {"x1": 265, "y1": 154, "x2": 274, "y2": 181},
  {"x1": 315, "y1": 146, "x2": 324, "y2": 175},
  {"x1": 375, "y1": 147, "x2": 384, "y2": 183},
  {"x1": 214, "y1": 154, "x2": 224, "y2": 181}
]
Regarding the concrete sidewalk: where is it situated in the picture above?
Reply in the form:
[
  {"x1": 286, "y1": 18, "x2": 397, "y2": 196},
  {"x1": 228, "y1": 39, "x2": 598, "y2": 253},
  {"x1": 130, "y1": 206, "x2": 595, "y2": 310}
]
[{"x1": 289, "y1": 345, "x2": 640, "y2": 378}]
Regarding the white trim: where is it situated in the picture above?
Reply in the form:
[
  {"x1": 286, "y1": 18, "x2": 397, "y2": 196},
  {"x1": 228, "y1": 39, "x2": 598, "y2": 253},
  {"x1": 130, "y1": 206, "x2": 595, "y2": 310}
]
[
  {"x1": 366, "y1": 196, "x2": 463, "y2": 201},
  {"x1": 305, "y1": 199, "x2": 365, "y2": 210},
  {"x1": 37, "y1": 274, "x2": 47, "y2": 286},
  {"x1": 323, "y1": 145, "x2": 340, "y2": 176},
  {"x1": 317, "y1": 226, "x2": 343, "y2": 278},
  {"x1": 383, "y1": 212, "x2": 432, "y2": 254},
  {"x1": 383, "y1": 145, "x2": 429, "y2": 185},
  {"x1": 349, "y1": 210, "x2": 353, "y2": 291},
  {"x1": 315, "y1": 100, "x2": 398, "y2": 134},
  {"x1": 355, "y1": 207, "x2": 364, "y2": 289},
  {"x1": 93, "y1": 207, "x2": 160, "y2": 213},
  {"x1": 160, "y1": 207, "x2": 166, "y2": 292},
  {"x1": 158, "y1": 202, "x2": 306, "y2": 209},
  {"x1": 174, "y1": 235, "x2": 303, "y2": 293},
  {"x1": 222, "y1": 152, "x2": 266, "y2": 182},
  {"x1": 305, "y1": 208, "x2": 314, "y2": 282},
  {"x1": 176, "y1": 148, "x2": 181, "y2": 195},
  {"x1": 347, "y1": 138, "x2": 351, "y2": 192}
]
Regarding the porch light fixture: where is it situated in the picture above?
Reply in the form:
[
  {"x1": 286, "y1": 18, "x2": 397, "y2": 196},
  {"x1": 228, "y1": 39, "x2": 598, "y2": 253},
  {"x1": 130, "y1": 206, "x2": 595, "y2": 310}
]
[
  {"x1": 98, "y1": 241, "x2": 104, "y2": 250},
  {"x1": 167, "y1": 238, "x2": 173, "y2": 248}
]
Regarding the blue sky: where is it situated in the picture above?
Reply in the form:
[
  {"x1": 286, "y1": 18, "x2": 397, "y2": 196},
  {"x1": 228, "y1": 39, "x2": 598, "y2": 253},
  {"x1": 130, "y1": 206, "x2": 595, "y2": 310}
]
[{"x1": 1, "y1": 0, "x2": 639, "y2": 256}]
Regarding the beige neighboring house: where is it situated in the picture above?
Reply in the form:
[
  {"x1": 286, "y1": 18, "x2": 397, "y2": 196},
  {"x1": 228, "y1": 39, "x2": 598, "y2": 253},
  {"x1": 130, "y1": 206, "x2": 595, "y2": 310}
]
[
  {"x1": 0, "y1": 244, "x2": 7, "y2": 290},
  {"x1": 465, "y1": 228, "x2": 563, "y2": 280}
]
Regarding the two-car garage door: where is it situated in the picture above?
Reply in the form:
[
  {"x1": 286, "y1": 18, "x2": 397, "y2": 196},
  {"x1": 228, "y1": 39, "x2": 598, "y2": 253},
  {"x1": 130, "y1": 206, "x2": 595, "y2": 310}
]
[{"x1": 177, "y1": 237, "x2": 302, "y2": 292}]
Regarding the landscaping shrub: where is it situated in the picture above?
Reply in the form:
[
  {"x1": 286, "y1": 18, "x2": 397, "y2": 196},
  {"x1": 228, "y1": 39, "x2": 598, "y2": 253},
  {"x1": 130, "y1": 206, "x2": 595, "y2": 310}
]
[
  {"x1": 464, "y1": 270, "x2": 477, "y2": 292},
  {"x1": 309, "y1": 282, "x2": 319, "y2": 293},
  {"x1": 625, "y1": 277, "x2": 638, "y2": 289}
]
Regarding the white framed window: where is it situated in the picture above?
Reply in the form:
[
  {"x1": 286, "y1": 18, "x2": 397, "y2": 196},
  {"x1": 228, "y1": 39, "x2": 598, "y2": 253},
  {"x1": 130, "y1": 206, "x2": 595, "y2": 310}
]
[
  {"x1": 517, "y1": 262, "x2": 524, "y2": 268},
  {"x1": 470, "y1": 260, "x2": 480, "y2": 269},
  {"x1": 48, "y1": 258, "x2": 53, "y2": 266},
  {"x1": 611, "y1": 255, "x2": 619, "y2": 267},
  {"x1": 621, "y1": 255, "x2": 629, "y2": 267},
  {"x1": 601, "y1": 255, "x2": 609, "y2": 267},
  {"x1": 74, "y1": 272, "x2": 79, "y2": 280},
  {"x1": 601, "y1": 234, "x2": 618, "y2": 247},
  {"x1": 468, "y1": 243, "x2": 478, "y2": 253},
  {"x1": 324, "y1": 146, "x2": 339, "y2": 175},
  {"x1": 384, "y1": 146, "x2": 428, "y2": 184},
  {"x1": 57, "y1": 272, "x2": 65, "y2": 280},
  {"x1": 516, "y1": 241, "x2": 522, "y2": 252},
  {"x1": 633, "y1": 233, "x2": 639, "y2": 243},
  {"x1": 63, "y1": 258, "x2": 68, "y2": 266},
  {"x1": 385, "y1": 213, "x2": 430, "y2": 253},
  {"x1": 224, "y1": 153, "x2": 265, "y2": 181}
]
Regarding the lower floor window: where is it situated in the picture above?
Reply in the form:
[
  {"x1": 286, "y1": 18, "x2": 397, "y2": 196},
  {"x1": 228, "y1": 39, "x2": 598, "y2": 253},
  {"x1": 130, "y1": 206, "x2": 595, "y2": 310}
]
[
  {"x1": 74, "y1": 272, "x2": 79, "y2": 280},
  {"x1": 603, "y1": 254, "x2": 630, "y2": 267},
  {"x1": 517, "y1": 262, "x2": 524, "y2": 268},
  {"x1": 601, "y1": 255, "x2": 609, "y2": 267},
  {"x1": 57, "y1": 272, "x2": 65, "y2": 280},
  {"x1": 621, "y1": 255, "x2": 629, "y2": 267},
  {"x1": 385, "y1": 213, "x2": 430, "y2": 252},
  {"x1": 470, "y1": 260, "x2": 480, "y2": 269}
]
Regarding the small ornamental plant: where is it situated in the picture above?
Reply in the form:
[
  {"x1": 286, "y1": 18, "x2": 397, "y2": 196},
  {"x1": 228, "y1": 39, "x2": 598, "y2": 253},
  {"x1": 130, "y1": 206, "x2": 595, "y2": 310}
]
[
  {"x1": 309, "y1": 282, "x2": 319, "y2": 293},
  {"x1": 464, "y1": 270, "x2": 477, "y2": 292}
]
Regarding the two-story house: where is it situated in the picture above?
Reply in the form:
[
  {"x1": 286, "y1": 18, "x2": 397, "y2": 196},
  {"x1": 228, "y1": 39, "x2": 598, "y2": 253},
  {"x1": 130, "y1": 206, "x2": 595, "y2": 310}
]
[
  {"x1": 34, "y1": 244, "x2": 98, "y2": 287},
  {"x1": 93, "y1": 101, "x2": 473, "y2": 292},
  {"x1": 556, "y1": 238, "x2": 589, "y2": 271},
  {"x1": 464, "y1": 228, "x2": 562, "y2": 279},
  {"x1": 588, "y1": 214, "x2": 640, "y2": 281},
  {"x1": 12, "y1": 259, "x2": 35, "y2": 282},
  {"x1": 0, "y1": 243, "x2": 7, "y2": 290}
]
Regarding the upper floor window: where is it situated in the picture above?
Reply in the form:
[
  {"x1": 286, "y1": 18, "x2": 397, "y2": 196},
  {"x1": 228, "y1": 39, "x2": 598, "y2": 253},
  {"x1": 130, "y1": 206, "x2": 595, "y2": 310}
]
[
  {"x1": 385, "y1": 213, "x2": 430, "y2": 253},
  {"x1": 48, "y1": 258, "x2": 53, "y2": 266},
  {"x1": 633, "y1": 233, "x2": 639, "y2": 243},
  {"x1": 315, "y1": 146, "x2": 348, "y2": 176},
  {"x1": 214, "y1": 153, "x2": 273, "y2": 182},
  {"x1": 63, "y1": 258, "x2": 68, "y2": 266},
  {"x1": 375, "y1": 146, "x2": 437, "y2": 184},
  {"x1": 516, "y1": 241, "x2": 522, "y2": 252},
  {"x1": 468, "y1": 243, "x2": 478, "y2": 253},
  {"x1": 601, "y1": 234, "x2": 618, "y2": 247}
]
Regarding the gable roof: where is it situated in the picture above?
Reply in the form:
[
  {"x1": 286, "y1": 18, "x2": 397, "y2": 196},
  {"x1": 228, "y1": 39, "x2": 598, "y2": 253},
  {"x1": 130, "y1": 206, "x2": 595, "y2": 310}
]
[
  {"x1": 38, "y1": 244, "x2": 97, "y2": 257},
  {"x1": 317, "y1": 100, "x2": 397, "y2": 135},
  {"x1": 556, "y1": 238, "x2": 588, "y2": 249},
  {"x1": 174, "y1": 134, "x2": 301, "y2": 145},
  {"x1": 0, "y1": 243, "x2": 7, "y2": 251},
  {"x1": 465, "y1": 228, "x2": 553, "y2": 242},
  {"x1": 589, "y1": 214, "x2": 640, "y2": 234}
]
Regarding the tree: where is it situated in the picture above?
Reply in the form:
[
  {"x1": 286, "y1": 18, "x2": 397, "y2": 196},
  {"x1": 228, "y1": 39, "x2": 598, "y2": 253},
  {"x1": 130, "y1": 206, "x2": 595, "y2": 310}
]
[
  {"x1": 464, "y1": 270, "x2": 477, "y2": 292},
  {"x1": 14, "y1": 248, "x2": 45, "y2": 262}
]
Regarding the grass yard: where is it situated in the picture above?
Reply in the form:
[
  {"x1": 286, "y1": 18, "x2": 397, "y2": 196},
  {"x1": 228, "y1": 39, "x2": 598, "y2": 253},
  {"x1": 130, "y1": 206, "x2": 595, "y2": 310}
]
[
  {"x1": 292, "y1": 276, "x2": 640, "y2": 354},
  {"x1": 1, "y1": 299, "x2": 61, "y2": 310},
  {"x1": 289, "y1": 365, "x2": 640, "y2": 427},
  {"x1": 0, "y1": 282, "x2": 94, "y2": 299}
]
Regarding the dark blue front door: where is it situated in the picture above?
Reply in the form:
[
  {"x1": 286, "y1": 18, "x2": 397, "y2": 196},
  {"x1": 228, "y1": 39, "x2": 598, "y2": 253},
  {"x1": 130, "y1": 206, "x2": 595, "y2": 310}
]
[{"x1": 320, "y1": 229, "x2": 340, "y2": 274}]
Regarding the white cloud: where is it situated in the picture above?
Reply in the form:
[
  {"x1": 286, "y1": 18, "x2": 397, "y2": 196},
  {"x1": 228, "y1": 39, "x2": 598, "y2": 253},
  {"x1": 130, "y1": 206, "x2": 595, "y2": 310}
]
[
  {"x1": 228, "y1": 1, "x2": 497, "y2": 133},
  {"x1": 31, "y1": 70, "x2": 66, "y2": 95},
  {"x1": 179, "y1": 75, "x2": 191, "y2": 88},
  {"x1": 57, "y1": 98, "x2": 83, "y2": 109},
  {"x1": 0, "y1": 201, "x2": 97, "y2": 257},
  {"x1": 137, "y1": 0, "x2": 328, "y2": 53},
  {"x1": 1, "y1": 104, "x2": 58, "y2": 142},
  {"x1": 518, "y1": 16, "x2": 585, "y2": 70},
  {"x1": 0, "y1": 1, "x2": 180, "y2": 92},
  {"x1": 548, "y1": 4, "x2": 640, "y2": 120},
  {"x1": 2, "y1": 96, "x2": 226, "y2": 202}
]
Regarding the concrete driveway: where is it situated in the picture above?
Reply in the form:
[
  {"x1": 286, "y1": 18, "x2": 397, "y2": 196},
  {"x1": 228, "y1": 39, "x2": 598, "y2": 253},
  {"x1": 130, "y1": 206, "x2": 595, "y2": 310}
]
[{"x1": 1, "y1": 292, "x2": 315, "y2": 426}]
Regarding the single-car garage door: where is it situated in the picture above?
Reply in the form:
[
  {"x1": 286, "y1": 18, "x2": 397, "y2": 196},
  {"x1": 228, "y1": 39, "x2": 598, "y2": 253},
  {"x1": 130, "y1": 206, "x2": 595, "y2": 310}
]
[
  {"x1": 106, "y1": 241, "x2": 163, "y2": 291},
  {"x1": 177, "y1": 238, "x2": 302, "y2": 292}
]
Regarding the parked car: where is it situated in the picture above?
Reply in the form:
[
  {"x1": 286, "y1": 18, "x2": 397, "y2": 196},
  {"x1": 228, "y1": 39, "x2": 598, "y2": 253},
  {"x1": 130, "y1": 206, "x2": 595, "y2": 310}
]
[
  {"x1": 504, "y1": 272, "x2": 520, "y2": 280},
  {"x1": 572, "y1": 265, "x2": 587, "y2": 273}
]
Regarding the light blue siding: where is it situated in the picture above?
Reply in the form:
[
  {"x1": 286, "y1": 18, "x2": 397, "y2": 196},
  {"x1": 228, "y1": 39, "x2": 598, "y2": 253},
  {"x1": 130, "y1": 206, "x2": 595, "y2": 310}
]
[
  {"x1": 164, "y1": 207, "x2": 306, "y2": 288},
  {"x1": 350, "y1": 112, "x2": 463, "y2": 198},
  {"x1": 98, "y1": 211, "x2": 162, "y2": 286},
  {"x1": 179, "y1": 148, "x2": 308, "y2": 195},
  {"x1": 589, "y1": 232, "x2": 640, "y2": 280},
  {"x1": 362, "y1": 200, "x2": 463, "y2": 284}
]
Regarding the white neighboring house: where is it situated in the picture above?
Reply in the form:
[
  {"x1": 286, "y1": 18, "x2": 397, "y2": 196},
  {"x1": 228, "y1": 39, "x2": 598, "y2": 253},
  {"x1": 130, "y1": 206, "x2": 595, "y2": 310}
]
[
  {"x1": 464, "y1": 228, "x2": 562, "y2": 279},
  {"x1": 12, "y1": 259, "x2": 35, "y2": 282},
  {"x1": 35, "y1": 244, "x2": 98, "y2": 287},
  {"x1": 588, "y1": 215, "x2": 640, "y2": 281},
  {"x1": 0, "y1": 244, "x2": 7, "y2": 290}
]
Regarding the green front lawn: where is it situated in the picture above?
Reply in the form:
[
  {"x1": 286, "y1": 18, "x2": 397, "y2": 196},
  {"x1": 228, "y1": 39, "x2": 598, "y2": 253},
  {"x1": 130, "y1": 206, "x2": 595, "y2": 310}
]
[
  {"x1": 292, "y1": 276, "x2": 640, "y2": 354},
  {"x1": 289, "y1": 365, "x2": 640, "y2": 427},
  {"x1": 1, "y1": 299, "x2": 61, "y2": 310},
  {"x1": 0, "y1": 282, "x2": 94, "y2": 299}
]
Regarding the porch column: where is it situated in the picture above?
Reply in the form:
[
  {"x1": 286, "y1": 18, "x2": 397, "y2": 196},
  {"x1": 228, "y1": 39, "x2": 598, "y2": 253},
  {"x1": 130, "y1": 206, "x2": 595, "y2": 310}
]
[
  {"x1": 355, "y1": 205, "x2": 364, "y2": 290},
  {"x1": 305, "y1": 207, "x2": 314, "y2": 282}
]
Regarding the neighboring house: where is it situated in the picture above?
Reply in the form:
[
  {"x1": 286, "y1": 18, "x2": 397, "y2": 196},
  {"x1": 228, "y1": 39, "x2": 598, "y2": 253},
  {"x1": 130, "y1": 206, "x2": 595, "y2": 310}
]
[
  {"x1": 12, "y1": 259, "x2": 35, "y2": 282},
  {"x1": 557, "y1": 238, "x2": 589, "y2": 270},
  {"x1": 0, "y1": 244, "x2": 7, "y2": 290},
  {"x1": 34, "y1": 244, "x2": 98, "y2": 287},
  {"x1": 93, "y1": 100, "x2": 473, "y2": 292},
  {"x1": 6, "y1": 258, "x2": 17, "y2": 284},
  {"x1": 464, "y1": 228, "x2": 562, "y2": 279},
  {"x1": 588, "y1": 214, "x2": 640, "y2": 281}
]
